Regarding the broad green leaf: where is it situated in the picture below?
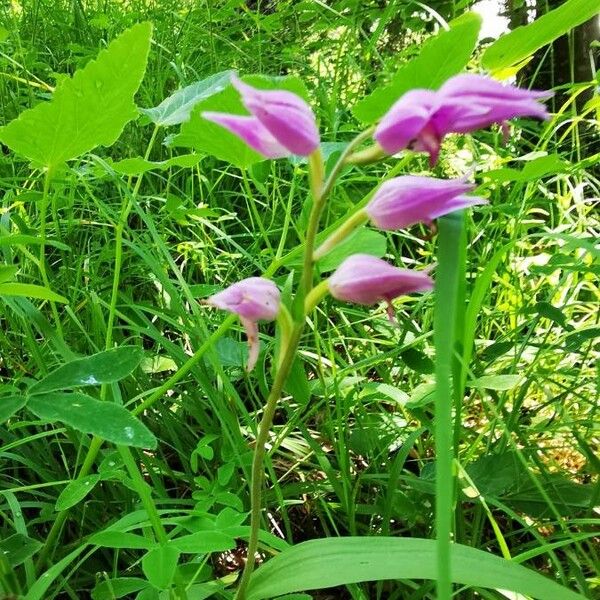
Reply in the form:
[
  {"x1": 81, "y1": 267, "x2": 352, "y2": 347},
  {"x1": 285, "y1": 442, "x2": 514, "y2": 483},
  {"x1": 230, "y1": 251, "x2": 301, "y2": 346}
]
[
  {"x1": 107, "y1": 154, "x2": 202, "y2": 175},
  {"x1": 469, "y1": 374, "x2": 521, "y2": 391},
  {"x1": 0, "y1": 283, "x2": 68, "y2": 303},
  {"x1": 173, "y1": 74, "x2": 310, "y2": 168},
  {"x1": 353, "y1": 12, "x2": 481, "y2": 123},
  {"x1": 55, "y1": 475, "x2": 101, "y2": 511},
  {"x1": 317, "y1": 228, "x2": 387, "y2": 272},
  {"x1": 27, "y1": 392, "x2": 157, "y2": 449},
  {"x1": 90, "y1": 530, "x2": 157, "y2": 550},
  {"x1": 0, "y1": 533, "x2": 42, "y2": 567},
  {"x1": 246, "y1": 537, "x2": 584, "y2": 600},
  {"x1": 0, "y1": 234, "x2": 70, "y2": 250},
  {"x1": 0, "y1": 395, "x2": 27, "y2": 422},
  {"x1": 0, "y1": 265, "x2": 18, "y2": 283},
  {"x1": 482, "y1": 0, "x2": 600, "y2": 71},
  {"x1": 0, "y1": 22, "x2": 152, "y2": 168},
  {"x1": 169, "y1": 531, "x2": 236, "y2": 554},
  {"x1": 92, "y1": 578, "x2": 149, "y2": 600},
  {"x1": 140, "y1": 71, "x2": 233, "y2": 126},
  {"x1": 29, "y1": 346, "x2": 144, "y2": 394},
  {"x1": 142, "y1": 545, "x2": 180, "y2": 590}
]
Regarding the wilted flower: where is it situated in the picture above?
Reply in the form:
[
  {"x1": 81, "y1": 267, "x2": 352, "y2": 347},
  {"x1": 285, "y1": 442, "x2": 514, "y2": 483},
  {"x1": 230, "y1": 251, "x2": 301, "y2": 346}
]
[
  {"x1": 365, "y1": 175, "x2": 486, "y2": 230},
  {"x1": 206, "y1": 277, "x2": 281, "y2": 371},
  {"x1": 374, "y1": 73, "x2": 551, "y2": 164},
  {"x1": 328, "y1": 254, "x2": 433, "y2": 320},
  {"x1": 203, "y1": 74, "x2": 319, "y2": 158}
]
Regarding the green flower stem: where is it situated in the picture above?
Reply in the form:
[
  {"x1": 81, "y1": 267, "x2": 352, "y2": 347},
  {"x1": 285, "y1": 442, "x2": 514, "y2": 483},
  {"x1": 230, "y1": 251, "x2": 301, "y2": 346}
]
[
  {"x1": 38, "y1": 168, "x2": 64, "y2": 339},
  {"x1": 433, "y1": 212, "x2": 465, "y2": 600},
  {"x1": 313, "y1": 209, "x2": 368, "y2": 261},
  {"x1": 117, "y1": 445, "x2": 168, "y2": 545},
  {"x1": 234, "y1": 322, "x2": 304, "y2": 600},
  {"x1": 304, "y1": 279, "x2": 329, "y2": 314},
  {"x1": 235, "y1": 129, "x2": 374, "y2": 600}
]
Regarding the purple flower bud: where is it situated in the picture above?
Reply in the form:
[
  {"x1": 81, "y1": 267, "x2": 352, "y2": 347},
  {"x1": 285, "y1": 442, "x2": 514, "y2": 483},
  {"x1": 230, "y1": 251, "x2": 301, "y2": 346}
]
[
  {"x1": 203, "y1": 75, "x2": 320, "y2": 158},
  {"x1": 328, "y1": 254, "x2": 433, "y2": 319},
  {"x1": 435, "y1": 74, "x2": 551, "y2": 134},
  {"x1": 206, "y1": 277, "x2": 281, "y2": 371},
  {"x1": 374, "y1": 73, "x2": 551, "y2": 165},
  {"x1": 365, "y1": 175, "x2": 487, "y2": 230},
  {"x1": 201, "y1": 113, "x2": 290, "y2": 159}
]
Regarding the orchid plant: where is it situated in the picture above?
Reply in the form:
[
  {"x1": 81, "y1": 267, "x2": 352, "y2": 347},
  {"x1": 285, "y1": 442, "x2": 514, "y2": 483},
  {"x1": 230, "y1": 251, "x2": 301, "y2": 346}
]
[{"x1": 202, "y1": 73, "x2": 550, "y2": 600}]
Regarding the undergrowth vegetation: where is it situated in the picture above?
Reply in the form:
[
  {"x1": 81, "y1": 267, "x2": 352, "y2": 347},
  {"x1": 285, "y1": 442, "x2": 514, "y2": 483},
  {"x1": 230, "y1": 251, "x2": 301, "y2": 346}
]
[{"x1": 0, "y1": 1, "x2": 598, "y2": 599}]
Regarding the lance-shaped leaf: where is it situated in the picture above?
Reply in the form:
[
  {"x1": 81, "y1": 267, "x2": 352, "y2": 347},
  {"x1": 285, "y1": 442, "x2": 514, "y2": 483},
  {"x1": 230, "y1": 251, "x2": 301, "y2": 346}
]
[
  {"x1": 140, "y1": 70, "x2": 233, "y2": 126},
  {"x1": 0, "y1": 22, "x2": 152, "y2": 168}
]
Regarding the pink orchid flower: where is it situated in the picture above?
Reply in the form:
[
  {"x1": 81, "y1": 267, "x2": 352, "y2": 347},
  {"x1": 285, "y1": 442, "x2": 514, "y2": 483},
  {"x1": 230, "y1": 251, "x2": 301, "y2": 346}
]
[
  {"x1": 206, "y1": 277, "x2": 281, "y2": 371},
  {"x1": 203, "y1": 74, "x2": 320, "y2": 158},
  {"x1": 365, "y1": 175, "x2": 487, "y2": 230},
  {"x1": 328, "y1": 254, "x2": 433, "y2": 320},
  {"x1": 375, "y1": 73, "x2": 551, "y2": 164}
]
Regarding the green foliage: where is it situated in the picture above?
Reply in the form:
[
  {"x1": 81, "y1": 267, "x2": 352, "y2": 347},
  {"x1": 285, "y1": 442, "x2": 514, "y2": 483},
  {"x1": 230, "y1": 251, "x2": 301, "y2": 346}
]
[
  {"x1": 29, "y1": 346, "x2": 144, "y2": 394},
  {"x1": 0, "y1": 22, "x2": 152, "y2": 168},
  {"x1": 140, "y1": 71, "x2": 233, "y2": 126},
  {"x1": 27, "y1": 392, "x2": 157, "y2": 448},
  {"x1": 0, "y1": 1, "x2": 597, "y2": 599},
  {"x1": 353, "y1": 12, "x2": 482, "y2": 123},
  {"x1": 246, "y1": 537, "x2": 585, "y2": 600},
  {"x1": 482, "y1": 0, "x2": 600, "y2": 70}
]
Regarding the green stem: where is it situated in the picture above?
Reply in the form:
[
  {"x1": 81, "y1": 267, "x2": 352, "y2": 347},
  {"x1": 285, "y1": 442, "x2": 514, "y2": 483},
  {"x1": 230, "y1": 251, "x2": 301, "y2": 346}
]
[
  {"x1": 313, "y1": 209, "x2": 368, "y2": 261},
  {"x1": 236, "y1": 129, "x2": 374, "y2": 600},
  {"x1": 105, "y1": 124, "x2": 160, "y2": 351},
  {"x1": 234, "y1": 323, "x2": 304, "y2": 600},
  {"x1": 117, "y1": 445, "x2": 168, "y2": 545},
  {"x1": 433, "y1": 212, "x2": 465, "y2": 600},
  {"x1": 39, "y1": 168, "x2": 64, "y2": 339}
]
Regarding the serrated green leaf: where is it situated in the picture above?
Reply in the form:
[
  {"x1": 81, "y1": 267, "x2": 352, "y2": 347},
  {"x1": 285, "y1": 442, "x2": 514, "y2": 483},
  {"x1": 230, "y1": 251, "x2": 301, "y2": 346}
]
[
  {"x1": 0, "y1": 22, "x2": 152, "y2": 168},
  {"x1": 55, "y1": 474, "x2": 101, "y2": 510},
  {"x1": 353, "y1": 12, "x2": 481, "y2": 123},
  {"x1": 0, "y1": 533, "x2": 42, "y2": 567},
  {"x1": 173, "y1": 74, "x2": 310, "y2": 168},
  {"x1": 142, "y1": 545, "x2": 180, "y2": 589},
  {"x1": 108, "y1": 154, "x2": 202, "y2": 175},
  {"x1": 30, "y1": 346, "x2": 144, "y2": 394},
  {"x1": 482, "y1": 0, "x2": 600, "y2": 71},
  {"x1": 0, "y1": 395, "x2": 27, "y2": 422},
  {"x1": 0, "y1": 283, "x2": 68, "y2": 303},
  {"x1": 27, "y1": 392, "x2": 157, "y2": 449},
  {"x1": 140, "y1": 70, "x2": 233, "y2": 126},
  {"x1": 246, "y1": 537, "x2": 585, "y2": 600},
  {"x1": 90, "y1": 530, "x2": 157, "y2": 550}
]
